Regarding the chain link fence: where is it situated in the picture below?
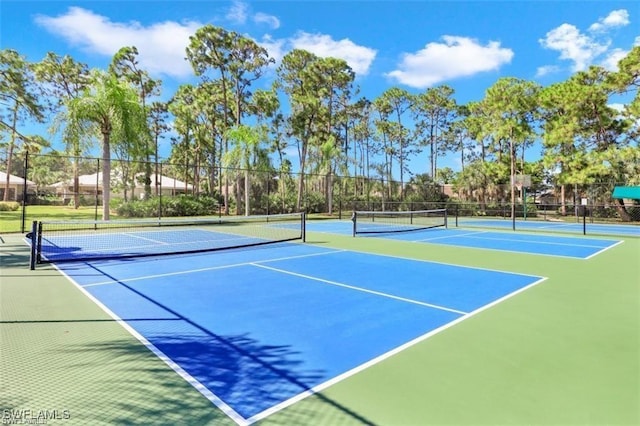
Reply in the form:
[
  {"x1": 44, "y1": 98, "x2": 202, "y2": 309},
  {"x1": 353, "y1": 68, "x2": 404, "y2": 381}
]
[{"x1": 1, "y1": 153, "x2": 638, "y2": 235}]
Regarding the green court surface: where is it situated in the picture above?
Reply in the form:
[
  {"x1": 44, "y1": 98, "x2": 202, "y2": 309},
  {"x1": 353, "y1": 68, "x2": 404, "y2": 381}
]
[{"x1": 1, "y1": 225, "x2": 638, "y2": 425}]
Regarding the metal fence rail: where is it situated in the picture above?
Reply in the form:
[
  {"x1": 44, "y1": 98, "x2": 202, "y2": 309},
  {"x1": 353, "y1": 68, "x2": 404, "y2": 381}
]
[{"x1": 1, "y1": 153, "x2": 637, "y2": 236}]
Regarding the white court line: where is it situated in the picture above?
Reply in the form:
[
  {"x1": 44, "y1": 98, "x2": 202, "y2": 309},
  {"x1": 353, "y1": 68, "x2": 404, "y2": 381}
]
[
  {"x1": 415, "y1": 228, "x2": 617, "y2": 249},
  {"x1": 535, "y1": 222, "x2": 582, "y2": 229},
  {"x1": 585, "y1": 240, "x2": 625, "y2": 260},
  {"x1": 50, "y1": 263, "x2": 251, "y2": 426},
  {"x1": 82, "y1": 248, "x2": 347, "y2": 287},
  {"x1": 413, "y1": 230, "x2": 489, "y2": 242},
  {"x1": 404, "y1": 232, "x2": 620, "y2": 260},
  {"x1": 334, "y1": 246, "x2": 544, "y2": 278},
  {"x1": 411, "y1": 240, "x2": 593, "y2": 260},
  {"x1": 51, "y1": 243, "x2": 548, "y2": 426},
  {"x1": 53, "y1": 235, "x2": 256, "y2": 256},
  {"x1": 123, "y1": 232, "x2": 170, "y2": 244},
  {"x1": 246, "y1": 275, "x2": 548, "y2": 424},
  {"x1": 251, "y1": 263, "x2": 468, "y2": 316},
  {"x1": 456, "y1": 234, "x2": 616, "y2": 249}
]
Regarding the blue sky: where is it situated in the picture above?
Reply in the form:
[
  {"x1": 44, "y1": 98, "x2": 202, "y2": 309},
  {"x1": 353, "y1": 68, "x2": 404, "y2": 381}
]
[{"x1": 2, "y1": 0, "x2": 639, "y2": 174}]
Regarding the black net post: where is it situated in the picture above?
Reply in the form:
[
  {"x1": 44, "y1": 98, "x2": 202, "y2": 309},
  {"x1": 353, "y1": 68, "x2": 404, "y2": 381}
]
[
  {"x1": 29, "y1": 220, "x2": 37, "y2": 270},
  {"x1": 351, "y1": 211, "x2": 357, "y2": 237},
  {"x1": 302, "y1": 211, "x2": 306, "y2": 242}
]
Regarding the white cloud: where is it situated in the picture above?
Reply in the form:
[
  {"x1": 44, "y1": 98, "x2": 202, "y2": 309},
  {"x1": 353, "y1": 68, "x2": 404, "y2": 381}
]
[
  {"x1": 289, "y1": 32, "x2": 377, "y2": 76},
  {"x1": 535, "y1": 65, "x2": 561, "y2": 78},
  {"x1": 386, "y1": 36, "x2": 513, "y2": 88},
  {"x1": 603, "y1": 9, "x2": 630, "y2": 26},
  {"x1": 539, "y1": 23, "x2": 609, "y2": 72},
  {"x1": 608, "y1": 103, "x2": 625, "y2": 113},
  {"x1": 589, "y1": 9, "x2": 630, "y2": 32},
  {"x1": 258, "y1": 34, "x2": 287, "y2": 64},
  {"x1": 33, "y1": 4, "x2": 374, "y2": 81},
  {"x1": 225, "y1": 1, "x2": 280, "y2": 29},
  {"x1": 540, "y1": 9, "x2": 630, "y2": 72},
  {"x1": 635, "y1": 36, "x2": 640, "y2": 46},
  {"x1": 34, "y1": 7, "x2": 201, "y2": 78},
  {"x1": 253, "y1": 12, "x2": 280, "y2": 29},
  {"x1": 601, "y1": 48, "x2": 628, "y2": 71},
  {"x1": 226, "y1": 0, "x2": 249, "y2": 25},
  {"x1": 255, "y1": 32, "x2": 377, "y2": 76}
]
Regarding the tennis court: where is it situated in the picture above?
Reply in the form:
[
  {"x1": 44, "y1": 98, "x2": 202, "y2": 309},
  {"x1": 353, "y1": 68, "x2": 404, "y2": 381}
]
[
  {"x1": 304, "y1": 219, "x2": 622, "y2": 259},
  {"x1": 458, "y1": 217, "x2": 640, "y2": 237},
  {"x1": 2, "y1": 211, "x2": 638, "y2": 425},
  {"x1": 52, "y1": 237, "x2": 543, "y2": 424}
]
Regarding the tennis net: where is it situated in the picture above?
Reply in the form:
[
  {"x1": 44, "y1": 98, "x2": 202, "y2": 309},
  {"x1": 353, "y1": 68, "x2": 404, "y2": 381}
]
[
  {"x1": 351, "y1": 209, "x2": 447, "y2": 236},
  {"x1": 29, "y1": 212, "x2": 306, "y2": 267}
]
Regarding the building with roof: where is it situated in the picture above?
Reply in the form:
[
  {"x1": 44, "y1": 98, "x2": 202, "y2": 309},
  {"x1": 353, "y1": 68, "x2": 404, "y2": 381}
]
[
  {"x1": 0, "y1": 171, "x2": 36, "y2": 202},
  {"x1": 50, "y1": 172, "x2": 194, "y2": 203}
]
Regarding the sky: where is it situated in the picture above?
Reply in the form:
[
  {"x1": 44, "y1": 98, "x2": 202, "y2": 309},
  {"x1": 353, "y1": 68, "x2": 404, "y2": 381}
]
[{"x1": 1, "y1": 0, "x2": 639, "y2": 175}]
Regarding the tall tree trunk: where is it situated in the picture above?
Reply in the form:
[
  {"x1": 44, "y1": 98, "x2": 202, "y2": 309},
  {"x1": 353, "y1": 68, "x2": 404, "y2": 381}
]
[
  {"x1": 244, "y1": 169, "x2": 250, "y2": 216},
  {"x1": 510, "y1": 138, "x2": 516, "y2": 221},
  {"x1": 614, "y1": 198, "x2": 632, "y2": 222},
  {"x1": 296, "y1": 140, "x2": 308, "y2": 212},
  {"x1": 296, "y1": 172, "x2": 305, "y2": 212},
  {"x1": 3, "y1": 108, "x2": 18, "y2": 202},
  {"x1": 73, "y1": 155, "x2": 80, "y2": 209},
  {"x1": 155, "y1": 135, "x2": 160, "y2": 196},
  {"x1": 102, "y1": 132, "x2": 111, "y2": 221},
  {"x1": 236, "y1": 175, "x2": 242, "y2": 215},
  {"x1": 327, "y1": 169, "x2": 333, "y2": 215}
]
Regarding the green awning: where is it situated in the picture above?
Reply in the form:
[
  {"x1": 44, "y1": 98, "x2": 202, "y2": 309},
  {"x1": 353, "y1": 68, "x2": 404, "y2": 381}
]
[{"x1": 612, "y1": 186, "x2": 640, "y2": 200}]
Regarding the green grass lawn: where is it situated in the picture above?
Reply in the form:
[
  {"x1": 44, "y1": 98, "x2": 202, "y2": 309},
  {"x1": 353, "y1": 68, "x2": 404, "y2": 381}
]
[{"x1": 0, "y1": 205, "x2": 102, "y2": 233}]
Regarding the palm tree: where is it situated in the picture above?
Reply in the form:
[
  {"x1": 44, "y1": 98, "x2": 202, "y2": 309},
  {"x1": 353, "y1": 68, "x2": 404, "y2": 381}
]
[
  {"x1": 64, "y1": 70, "x2": 145, "y2": 220},
  {"x1": 223, "y1": 124, "x2": 271, "y2": 216}
]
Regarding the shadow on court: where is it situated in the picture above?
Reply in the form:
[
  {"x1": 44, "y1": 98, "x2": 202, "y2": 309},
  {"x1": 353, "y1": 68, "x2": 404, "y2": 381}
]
[
  {"x1": 79, "y1": 262, "x2": 377, "y2": 424},
  {"x1": 1, "y1": 236, "x2": 376, "y2": 425}
]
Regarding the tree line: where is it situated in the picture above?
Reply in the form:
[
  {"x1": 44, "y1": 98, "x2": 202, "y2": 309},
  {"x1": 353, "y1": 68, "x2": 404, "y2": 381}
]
[{"x1": 1, "y1": 25, "x2": 639, "y2": 220}]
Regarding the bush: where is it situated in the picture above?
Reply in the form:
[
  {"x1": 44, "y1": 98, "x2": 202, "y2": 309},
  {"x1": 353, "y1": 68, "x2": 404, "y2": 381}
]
[
  {"x1": 0, "y1": 201, "x2": 20, "y2": 211},
  {"x1": 114, "y1": 195, "x2": 221, "y2": 218},
  {"x1": 591, "y1": 206, "x2": 620, "y2": 219},
  {"x1": 264, "y1": 191, "x2": 298, "y2": 214},
  {"x1": 302, "y1": 191, "x2": 326, "y2": 214},
  {"x1": 627, "y1": 206, "x2": 640, "y2": 222}
]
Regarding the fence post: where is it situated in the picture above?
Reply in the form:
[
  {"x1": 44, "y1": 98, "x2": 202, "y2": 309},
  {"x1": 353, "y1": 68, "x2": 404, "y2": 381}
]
[
  {"x1": 455, "y1": 204, "x2": 459, "y2": 227},
  {"x1": 94, "y1": 158, "x2": 100, "y2": 223},
  {"x1": 21, "y1": 152, "x2": 29, "y2": 233},
  {"x1": 159, "y1": 162, "x2": 163, "y2": 220}
]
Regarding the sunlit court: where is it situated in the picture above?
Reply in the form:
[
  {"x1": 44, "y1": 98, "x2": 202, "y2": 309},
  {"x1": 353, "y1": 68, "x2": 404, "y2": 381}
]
[
  {"x1": 2, "y1": 1, "x2": 639, "y2": 424},
  {"x1": 4, "y1": 210, "x2": 635, "y2": 425},
  {"x1": 53, "y1": 241, "x2": 543, "y2": 423}
]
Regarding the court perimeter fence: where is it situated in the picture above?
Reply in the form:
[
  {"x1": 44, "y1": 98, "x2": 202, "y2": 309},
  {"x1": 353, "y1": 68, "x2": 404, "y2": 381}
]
[{"x1": 1, "y1": 153, "x2": 639, "y2": 235}]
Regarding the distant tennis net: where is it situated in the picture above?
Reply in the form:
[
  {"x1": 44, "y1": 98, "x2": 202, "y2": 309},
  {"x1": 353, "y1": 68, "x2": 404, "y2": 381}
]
[
  {"x1": 352, "y1": 209, "x2": 447, "y2": 236},
  {"x1": 30, "y1": 212, "x2": 305, "y2": 267}
]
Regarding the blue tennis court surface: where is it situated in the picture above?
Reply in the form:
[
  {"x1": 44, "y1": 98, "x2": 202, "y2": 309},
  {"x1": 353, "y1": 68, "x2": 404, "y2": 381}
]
[
  {"x1": 305, "y1": 221, "x2": 622, "y2": 259},
  {"x1": 37, "y1": 218, "x2": 304, "y2": 262},
  {"x1": 56, "y1": 242, "x2": 544, "y2": 424},
  {"x1": 458, "y1": 218, "x2": 640, "y2": 237}
]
